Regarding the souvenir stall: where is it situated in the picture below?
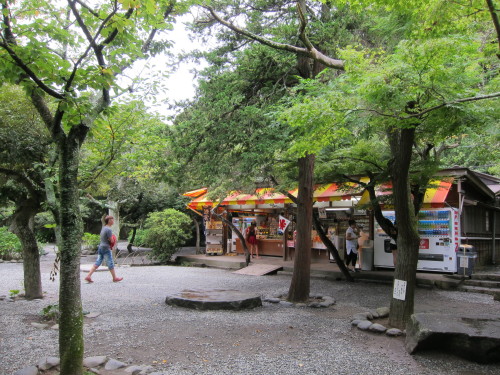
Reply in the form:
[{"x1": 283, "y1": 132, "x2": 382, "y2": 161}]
[{"x1": 184, "y1": 167, "x2": 500, "y2": 271}]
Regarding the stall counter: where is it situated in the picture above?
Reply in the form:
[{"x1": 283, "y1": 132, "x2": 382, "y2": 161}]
[{"x1": 235, "y1": 238, "x2": 284, "y2": 257}]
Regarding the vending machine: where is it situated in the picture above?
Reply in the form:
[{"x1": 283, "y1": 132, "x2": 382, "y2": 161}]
[{"x1": 373, "y1": 208, "x2": 460, "y2": 272}]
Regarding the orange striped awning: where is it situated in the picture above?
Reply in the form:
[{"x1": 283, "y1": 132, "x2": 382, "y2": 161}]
[
  {"x1": 182, "y1": 188, "x2": 208, "y2": 198},
  {"x1": 423, "y1": 179, "x2": 453, "y2": 207},
  {"x1": 185, "y1": 183, "x2": 363, "y2": 210},
  {"x1": 358, "y1": 179, "x2": 453, "y2": 208}
]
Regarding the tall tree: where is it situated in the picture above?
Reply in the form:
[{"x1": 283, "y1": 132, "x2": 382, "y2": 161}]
[
  {"x1": 0, "y1": 84, "x2": 50, "y2": 299},
  {"x1": 0, "y1": 1, "x2": 179, "y2": 373},
  {"x1": 278, "y1": 1, "x2": 500, "y2": 327},
  {"x1": 171, "y1": 0, "x2": 370, "y2": 298}
]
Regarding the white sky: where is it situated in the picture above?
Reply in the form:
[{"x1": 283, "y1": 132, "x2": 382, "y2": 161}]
[{"x1": 120, "y1": 13, "x2": 210, "y2": 120}]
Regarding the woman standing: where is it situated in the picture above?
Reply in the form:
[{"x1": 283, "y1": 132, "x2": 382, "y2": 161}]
[
  {"x1": 246, "y1": 221, "x2": 259, "y2": 259},
  {"x1": 345, "y1": 219, "x2": 359, "y2": 272}
]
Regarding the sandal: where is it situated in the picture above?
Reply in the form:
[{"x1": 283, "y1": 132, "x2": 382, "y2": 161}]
[{"x1": 84, "y1": 276, "x2": 93, "y2": 283}]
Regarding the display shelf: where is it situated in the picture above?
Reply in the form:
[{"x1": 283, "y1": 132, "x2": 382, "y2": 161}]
[
  {"x1": 206, "y1": 221, "x2": 224, "y2": 255},
  {"x1": 417, "y1": 210, "x2": 451, "y2": 237}
]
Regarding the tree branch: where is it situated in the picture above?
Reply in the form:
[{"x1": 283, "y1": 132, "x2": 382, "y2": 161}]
[
  {"x1": 142, "y1": 2, "x2": 176, "y2": 53},
  {"x1": 0, "y1": 168, "x2": 41, "y2": 197},
  {"x1": 202, "y1": 5, "x2": 345, "y2": 70},
  {"x1": 0, "y1": 41, "x2": 65, "y2": 99},
  {"x1": 358, "y1": 92, "x2": 500, "y2": 119},
  {"x1": 485, "y1": 0, "x2": 500, "y2": 58}
]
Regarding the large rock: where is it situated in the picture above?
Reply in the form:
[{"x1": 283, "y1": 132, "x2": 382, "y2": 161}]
[{"x1": 406, "y1": 313, "x2": 500, "y2": 363}]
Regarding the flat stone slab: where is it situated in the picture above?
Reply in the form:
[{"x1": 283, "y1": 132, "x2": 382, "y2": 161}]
[
  {"x1": 165, "y1": 289, "x2": 262, "y2": 310},
  {"x1": 406, "y1": 313, "x2": 500, "y2": 363},
  {"x1": 232, "y1": 264, "x2": 283, "y2": 276}
]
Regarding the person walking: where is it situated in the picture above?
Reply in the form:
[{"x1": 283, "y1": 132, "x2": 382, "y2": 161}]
[
  {"x1": 84, "y1": 215, "x2": 123, "y2": 283},
  {"x1": 345, "y1": 219, "x2": 359, "y2": 272}
]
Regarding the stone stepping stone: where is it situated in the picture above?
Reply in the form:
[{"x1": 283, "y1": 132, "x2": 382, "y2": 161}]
[
  {"x1": 37, "y1": 357, "x2": 60, "y2": 371},
  {"x1": 165, "y1": 289, "x2": 262, "y2": 310},
  {"x1": 386, "y1": 328, "x2": 403, "y2": 337},
  {"x1": 357, "y1": 320, "x2": 373, "y2": 330},
  {"x1": 369, "y1": 323, "x2": 387, "y2": 333},
  {"x1": 83, "y1": 356, "x2": 107, "y2": 368},
  {"x1": 105, "y1": 358, "x2": 127, "y2": 370}
]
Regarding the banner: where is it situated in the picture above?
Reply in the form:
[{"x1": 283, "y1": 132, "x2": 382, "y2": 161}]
[{"x1": 278, "y1": 215, "x2": 291, "y2": 235}]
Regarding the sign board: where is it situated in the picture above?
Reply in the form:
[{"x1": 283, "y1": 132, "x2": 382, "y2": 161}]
[
  {"x1": 393, "y1": 279, "x2": 407, "y2": 301},
  {"x1": 318, "y1": 207, "x2": 327, "y2": 219}
]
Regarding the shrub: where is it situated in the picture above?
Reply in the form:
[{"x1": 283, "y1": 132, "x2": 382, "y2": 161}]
[
  {"x1": 0, "y1": 226, "x2": 22, "y2": 260},
  {"x1": 127, "y1": 228, "x2": 149, "y2": 247},
  {"x1": 40, "y1": 303, "x2": 60, "y2": 322},
  {"x1": 143, "y1": 209, "x2": 192, "y2": 263},
  {"x1": 34, "y1": 212, "x2": 57, "y2": 243},
  {"x1": 82, "y1": 232, "x2": 100, "y2": 253}
]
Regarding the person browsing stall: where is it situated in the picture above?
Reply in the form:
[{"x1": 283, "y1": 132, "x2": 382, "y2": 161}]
[
  {"x1": 345, "y1": 219, "x2": 360, "y2": 272},
  {"x1": 246, "y1": 221, "x2": 260, "y2": 259}
]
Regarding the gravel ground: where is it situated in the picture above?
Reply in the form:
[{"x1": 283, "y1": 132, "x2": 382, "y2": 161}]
[{"x1": 1, "y1": 249, "x2": 499, "y2": 375}]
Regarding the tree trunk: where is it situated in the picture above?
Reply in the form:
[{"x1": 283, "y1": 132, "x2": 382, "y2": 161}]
[
  {"x1": 193, "y1": 216, "x2": 201, "y2": 254},
  {"x1": 58, "y1": 140, "x2": 84, "y2": 375},
  {"x1": 388, "y1": 127, "x2": 421, "y2": 329},
  {"x1": 127, "y1": 227, "x2": 137, "y2": 253},
  {"x1": 211, "y1": 211, "x2": 251, "y2": 265},
  {"x1": 10, "y1": 199, "x2": 43, "y2": 299},
  {"x1": 108, "y1": 200, "x2": 120, "y2": 238},
  {"x1": 288, "y1": 154, "x2": 314, "y2": 302},
  {"x1": 312, "y1": 212, "x2": 354, "y2": 281}
]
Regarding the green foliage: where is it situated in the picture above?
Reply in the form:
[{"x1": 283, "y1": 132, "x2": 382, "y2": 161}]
[
  {"x1": 143, "y1": 209, "x2": 192, "y2": 263},
  {"x1": 169, "y1": 43, "x2": 295, "y2": 194},
  {"x1": 82, "y1": 233, "x2": 100, "y2": 253},
  {"x1": 34, "y1": 212, "x2": 57, "y2": 243},
  {"x1": 9, "y1": 289, "x2": 20, "y2": 298},
  {"x1": 40, "y1": 304, "x2": 60, "y2": 322},
  {"x1": 79, "y1": 101, "x2": 170, "y2": 195},
  {"x1": 128, "y1": 228, "x2": 150, "y2": 247},
  {"x1": 440, "y1": 131, "x2": 500, "y2": 176},
  {"x1": 0, "y1": 226, "x2": 22, "y2": 260}
]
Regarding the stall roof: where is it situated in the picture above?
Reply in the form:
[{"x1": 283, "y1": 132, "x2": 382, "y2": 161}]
[
  {"x1": 182, "y1": 188, "x2": 208, "y2": 198},
  {"x1": 186, "y1": 183, "x2": 363, "y2": 210},
  {"x1": 357, "y1": 179, "x2": 454, "y2": 208}
]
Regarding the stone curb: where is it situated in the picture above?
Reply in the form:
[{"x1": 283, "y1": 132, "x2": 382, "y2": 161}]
[
  {"x1": 14, "y1": 355, "x2": 160, "y2": 375},
  {"x1": 350, "y1": 306, "x2": 404, "y2": 337}
]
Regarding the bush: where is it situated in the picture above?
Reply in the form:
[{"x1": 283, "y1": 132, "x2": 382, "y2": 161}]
[
  {"x1": 0, "y1": 226, "x2": 22, "y2": 260},
  {"x1": 35, "y1": 212, "x2": 57, "y2": 243},
  {"x1": 128, "y1": 228, "x2": 150, "y2": 247},
  {"x1": 82, "y1": 232, "x2": 100, "y2": 253},
  {"x1": 40, "y1": 303, "x2": 60, "y2": 322},
  {"x1": 143, "y1": 209, "x2": 192, "y2": 263}
]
